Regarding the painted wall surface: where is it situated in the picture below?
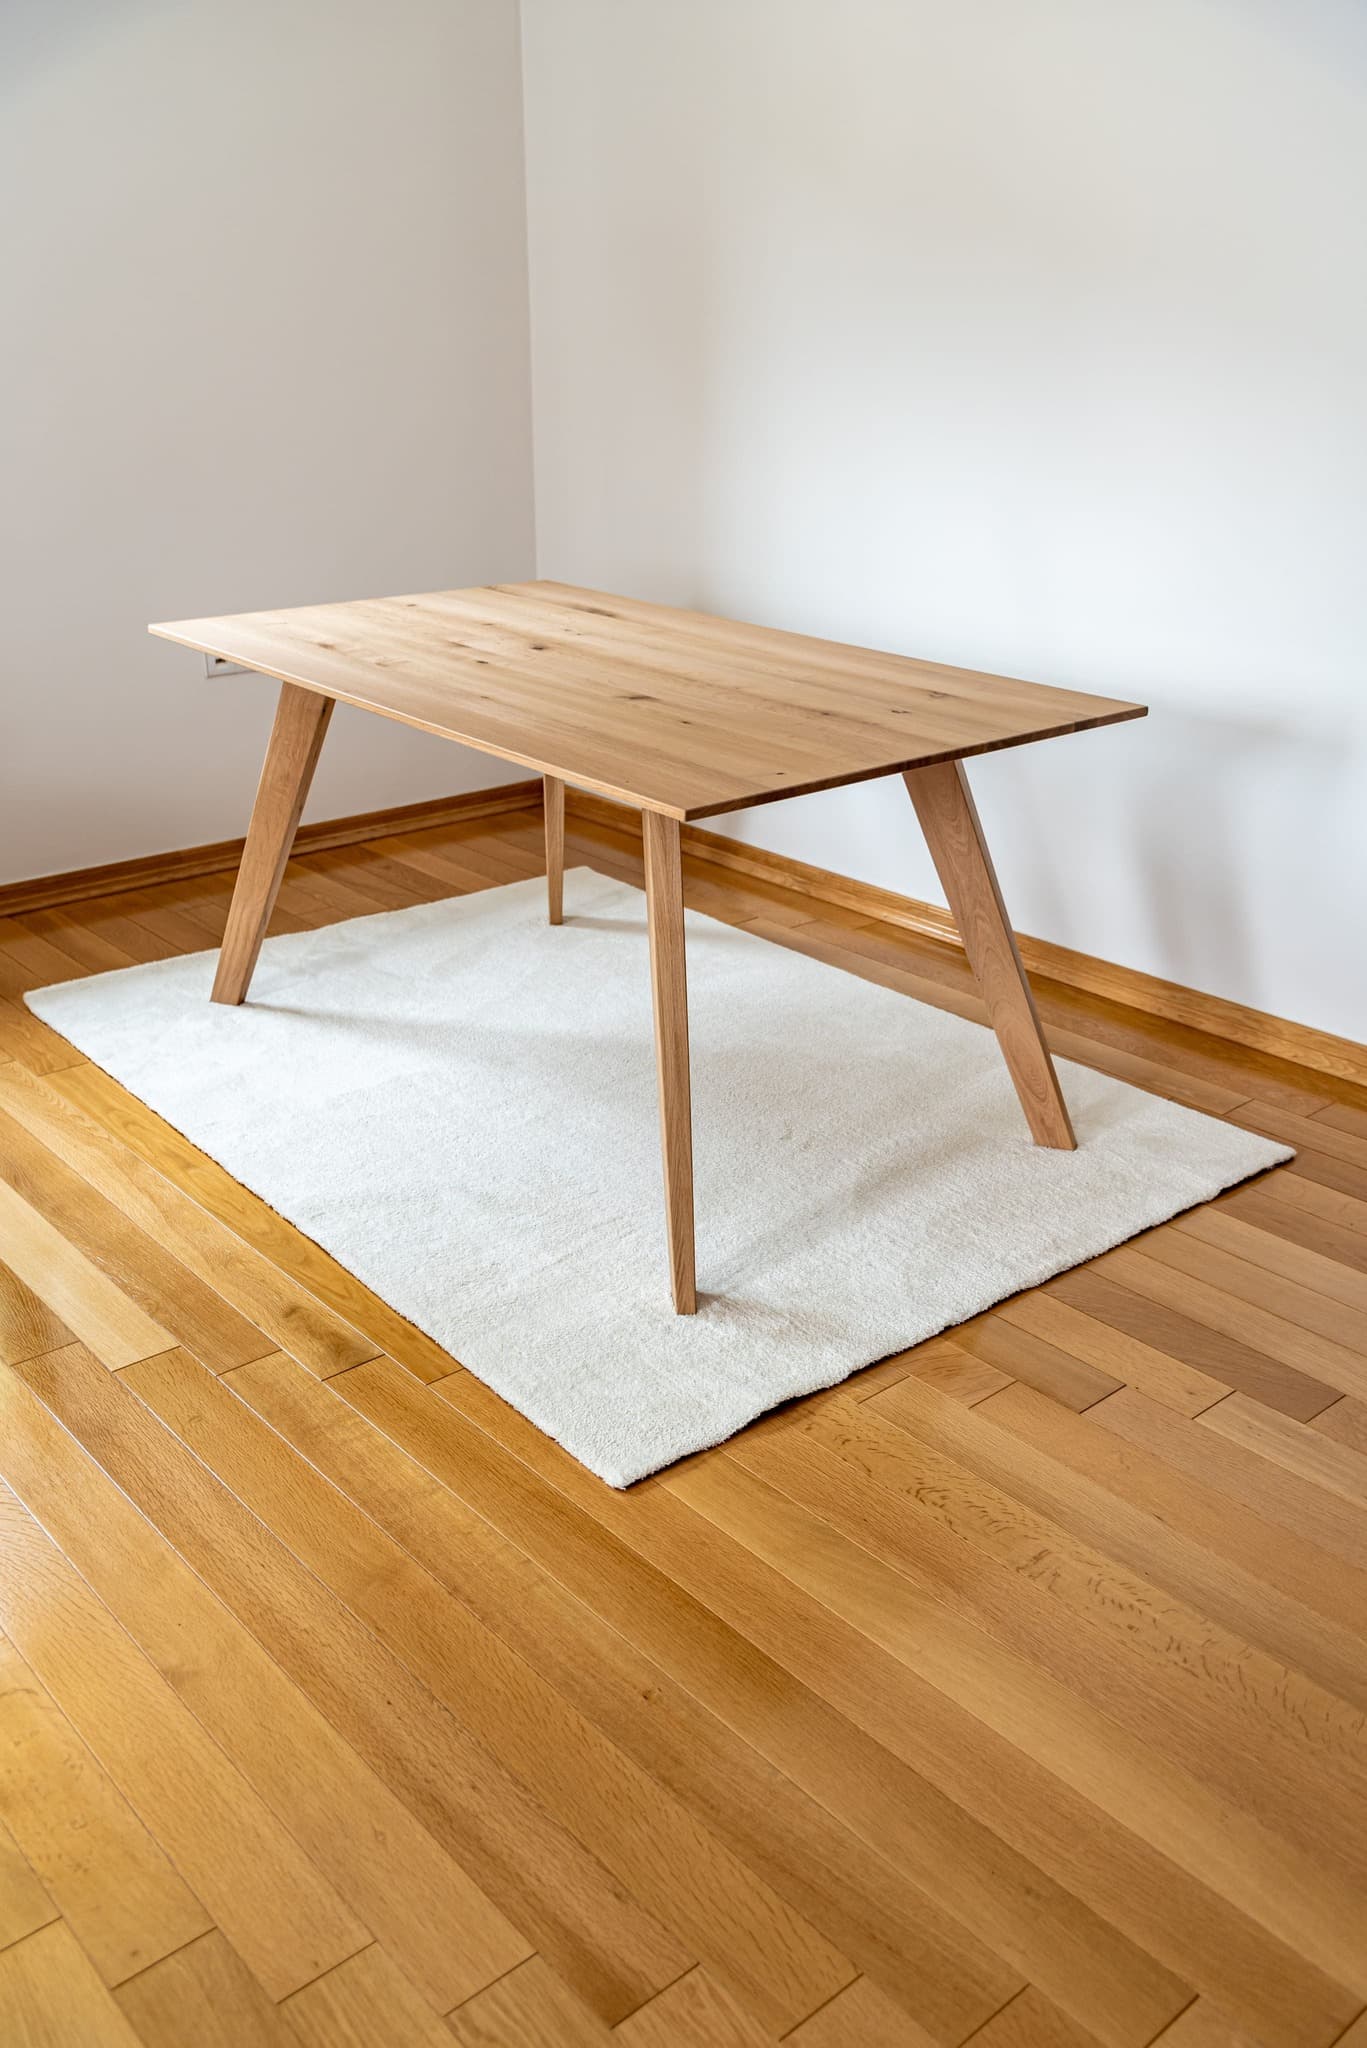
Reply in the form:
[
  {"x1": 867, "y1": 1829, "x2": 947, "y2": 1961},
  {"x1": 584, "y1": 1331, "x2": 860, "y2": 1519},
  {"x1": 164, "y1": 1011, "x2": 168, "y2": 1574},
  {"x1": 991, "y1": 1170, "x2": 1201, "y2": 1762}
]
[
  {"x1": 1, "y1": 0, "x2": 534, "y2": 883},
  {"x1": 521, "y1": 0, "x2": 1367, "y2": 1039}
]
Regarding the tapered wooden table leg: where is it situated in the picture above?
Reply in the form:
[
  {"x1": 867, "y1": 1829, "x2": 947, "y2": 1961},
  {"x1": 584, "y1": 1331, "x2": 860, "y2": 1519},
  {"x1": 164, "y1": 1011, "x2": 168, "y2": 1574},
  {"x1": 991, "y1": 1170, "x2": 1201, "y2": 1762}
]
[
  {"x1": 642, "y1": 811, "x2": 697, "y2": 1312},
  {"x1": 212, "y1": 683, "x2": 335, "y2": 1005},
  {"x1": 544, "y1": 775, "x2": 565, "y2": 925},
  {"x1": 903, "y1": 759, "x2": 1075, "y2": 1149}
]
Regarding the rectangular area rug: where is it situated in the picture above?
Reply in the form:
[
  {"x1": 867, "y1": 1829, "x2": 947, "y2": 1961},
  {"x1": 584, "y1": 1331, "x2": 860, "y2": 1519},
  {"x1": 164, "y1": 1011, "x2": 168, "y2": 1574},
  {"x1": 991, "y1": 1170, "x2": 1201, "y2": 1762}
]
[{"x1": 26, "y1": 869, "x2": 1290, "y2": 1485}]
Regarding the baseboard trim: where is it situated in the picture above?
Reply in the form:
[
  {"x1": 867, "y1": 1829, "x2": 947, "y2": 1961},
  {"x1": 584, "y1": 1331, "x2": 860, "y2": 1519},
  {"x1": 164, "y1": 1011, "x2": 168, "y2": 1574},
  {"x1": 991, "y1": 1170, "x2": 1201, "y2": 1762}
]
[
  {"x1": 0, "y1": 780, "x2": 544, "y2": 917},
  {"x1": 566, "y1": 788, "x2": 1367, "y2": 1089}
]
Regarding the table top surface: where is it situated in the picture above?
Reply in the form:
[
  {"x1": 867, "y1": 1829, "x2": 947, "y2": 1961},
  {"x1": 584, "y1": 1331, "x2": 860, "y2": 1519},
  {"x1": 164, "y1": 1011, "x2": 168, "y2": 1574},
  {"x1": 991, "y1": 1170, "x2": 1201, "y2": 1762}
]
[{"x1": 151, "y1": 581, "x2": 1146, "y2": 820}]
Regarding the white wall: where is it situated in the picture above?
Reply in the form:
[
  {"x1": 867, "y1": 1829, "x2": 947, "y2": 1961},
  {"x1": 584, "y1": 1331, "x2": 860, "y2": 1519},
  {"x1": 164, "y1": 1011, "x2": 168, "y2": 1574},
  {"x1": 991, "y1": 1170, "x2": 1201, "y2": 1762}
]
[
  {"x1": 521, "y1": 0, "x2": 1367, "y2": 1040},
  {"x1": 1, "y1": 0, "x2": 534, "y2": 884}
]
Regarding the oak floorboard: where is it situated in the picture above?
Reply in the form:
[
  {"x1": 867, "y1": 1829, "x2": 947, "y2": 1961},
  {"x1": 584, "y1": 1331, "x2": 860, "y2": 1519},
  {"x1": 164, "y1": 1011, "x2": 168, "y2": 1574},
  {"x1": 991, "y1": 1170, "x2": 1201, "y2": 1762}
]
[
  {"x1": 0, "y1": 1920, "x2": 143, "y2": 2048},
  {"x1": 0, "y1": 1175, "x2": 174, "y2": 1368},
  {"x1": 13, "y1": 1346, "x2": 683, "y2": 2027},
  {"x1": 0, "y1": 1477, "x2": 366, "y2": 1999},
  {"x1": 612, "y1": 1963, "x2": 773, "y2": 2046},
  {"x1": 667, "y1": 1453, "x2": 1367, "y2": 1995},
  {"x1": 967, "y1": 1985, "x2": 1107, "y2": 2048},
  {"x1": 0, "y1": 1106, "x2": 273, "y2": 1372},
  {"x1": 0, "y1": 1254, "x2": 74, "y2": 1366},
  {"x1": 1199, "y1": 1391, "x2": 1367, "y2": 1509},
  {"x1": 1217, "y1": 1183, "x2": 1367, "y2": 1275},
  {"x1": 784, "y1": 1974, "x2": 941, "y2": 2045},
  {"x1": 114, "y1": 1931, "x2": 297, "y2": 2048},
  {"x1": 2, "y1": 804, "x2": 1366, "y2": 2048},
  {"x1": 283, "y1": 1943, "x2": 454, "y2": 2047},
  {"x1": 369, "y1": 1371, "x2": 1219, "y2": 2048},
  {"x1": 894, "y1": 1377, "x2": 1367, "y2": 1707},
  {"x1": 726, "y1": 1402, "x2": 1367, "y2": 1886},
  {"x1": 45, "y1": 1060, "x2": 460, "y2": 1383},
  {"x1": 1313, "y1": 1397, "x2": 1367, "y2": 1457},
  {"x1": 0, "y1": 1634, "x2": 209, "y2": 1984},
  {"x1": 0, "y1": 1355, "x2": 528, "y2": 2014},
  {"x1": 0, "y1": 1812, "x2": 57, "y2": 1953},
  {"x1": 992, "y1": 1290, "x2": 1227, "y2": 1417},
  {"x1": 1176, "y1": 1204, "x2": 1367, "y2": 1314},
  {"x1": 1045, "y1": 1264, "x2": 1337, "y2": 1420},
  {"x1": 341, "y1": 1365, "x2": 1053, "y2": 2047},
  {"x1": 125, "y1": 1345, "x2": 844, "y2": 2037},
  {"x1": 417, "y1": 1373, "x2": 1340, "y2": 2048},
  {"x1": 446, "y1": 1955, "x2": 614, "y2": 2045},
  {"x1": 1092, "y1": 1386, "x2": 1367, "y2": 1573},
  {"x1": 16, "y1": 906, "x2": 137, "y2": 974},
  {"x1": 0, "y1": 1063, "x2": 378, "y2": 1377}
]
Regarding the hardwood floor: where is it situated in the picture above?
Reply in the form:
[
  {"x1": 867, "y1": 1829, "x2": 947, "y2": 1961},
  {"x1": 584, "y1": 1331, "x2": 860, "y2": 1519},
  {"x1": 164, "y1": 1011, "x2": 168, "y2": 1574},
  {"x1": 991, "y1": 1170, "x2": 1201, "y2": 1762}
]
[{"x1": 1, "y1": 798, "x2": 1366, "y2": 2047}]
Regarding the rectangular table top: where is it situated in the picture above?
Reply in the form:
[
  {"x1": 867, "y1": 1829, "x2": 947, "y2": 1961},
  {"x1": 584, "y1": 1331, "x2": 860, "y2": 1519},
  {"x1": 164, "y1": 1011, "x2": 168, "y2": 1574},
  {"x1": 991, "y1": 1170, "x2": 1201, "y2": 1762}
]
[{"x1": 151, "y1": 581, "x2": 1146, "y2": 821}]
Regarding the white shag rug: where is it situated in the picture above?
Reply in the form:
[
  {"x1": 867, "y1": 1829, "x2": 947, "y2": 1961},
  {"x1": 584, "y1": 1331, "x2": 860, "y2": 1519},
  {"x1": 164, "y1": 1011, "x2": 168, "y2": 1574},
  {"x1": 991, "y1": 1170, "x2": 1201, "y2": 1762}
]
[{"x1": 27, "y1": 869, "x2": 1290, "y2": 1485}]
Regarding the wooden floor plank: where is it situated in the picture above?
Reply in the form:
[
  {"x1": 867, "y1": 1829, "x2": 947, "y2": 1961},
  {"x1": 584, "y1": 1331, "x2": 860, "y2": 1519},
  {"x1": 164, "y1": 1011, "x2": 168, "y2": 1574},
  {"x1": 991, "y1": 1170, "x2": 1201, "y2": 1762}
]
[
  {"x1": 612, "y1": 1964, "x2": 773, "y2": 2046},
  {"x1": 1200, "y1": 1392, "x2": 1367, "y2": 1509},
  {"x1": 0, "y1": 1476, "x2": 366, "y2": 2000},
  {"x1": 283, "y1": 1944, "x2": 454, "y2": 2047},
  {"x1": 0, "y1": 1063, "x2": 379, "y2": 1377},
  {"x1": 903, "y1": 1342, "x2": 1013, "y2": 1406},
  {"x1": 125, "y1": 1345, "x2": 848, "y2": 2038},
  {"x1": 0, "y1": 1254, "x2": 74, "y2": 1366},
  {"x1": 230, "y1": 1358, "x2": 991, "y2": 2035},
  {"x1": 0, "y1": 992, "x2": 86, "y2": 1074},
  {"x1": 1313, "y1": 1397, "x2": 1367, "y2": 1456},
  {"x1": 0, "y1": 1920, "x2": 143, "y2": 2048},
  {"x1": 0, "y1": 925, "x2": 88, "y2": 990},
  {"x1": 0, "y1": 1353, "x2": 530, "y2": 2015},
  {"x1": 3, "y1": 803, "x2": 1366, "y2": 2048},
  {"x1": 949, "y1": 1315, "x2": 1121, "y2": 1412},
  {"x1": 0, "y1": 1810, "x2": 57, "y2": 1953},
  {"x1": 667, "y1": 1452, "x2": 1367, "y2": 1998},
  {"x1": 885, "y1": 1376, "x2": 1367, "y2": 1710},
  {"x1": 337, "y1": 1360, "x2": 1225, "y2": 2048},
  {"x1": 726, "y1": 1400, "x2": 1367, "y2": 1889},
  {"x1": 993, "y1": 1289, "x2": 1227, "y2": 1416},
  {"x1": 1177, "y1": 1204, "x2": 1367, "y2": 1314},
  {"x1": 447, "y1": 1956, "x2": 613, "y2": 2046},
  {"x1": 967, "y1": 1985, "x2": 1106, "y2": 2048},
  {"x1": 115, "y1": 1930, "x2": 297, "y2": 2048},
  {"x1": 1134, "y1": 1221, "x2": 1367, "y2": 1360},
  {"x1": 1056, "y1": 1257, "x2": 1343, "y2": 1416},
  {"x1": 45, "y1": 1061, "x2": 461, "y2": 1383},
  {"x1": 426, "y1": 1373, "x2": 1346, "y2": 2048},
  {"x1": 1043, "y1": 1266, "x2": 1327, "y2": 1419},
  {"x1": 0, "y1": 1634, "x2": 209, "y2": 1985},
  {"x1": 784, "y1": 1974, "x2": 940, "y2": 2045},
  {"x1": 15, "y1": 906, "x2": 138, "y2": 974},
  {"x1": 1092, "y1": 1386, "x2": 1367, "y2": 1576},
  {"x1": 0, "y1": 1106, "x2": 274, "y2": 1372},
  {"x1": 336, "y1": 1363, "x2": 1063, "y2": 2047},
  {"x1": 0, "y1": 1176, "x2": 174, "y2": 1368},
  {"x1": 1218, "y1": 1183, "x2": 1367, "y2": 1276},
  {"x1": 56, "y1": 892, "x2": 182, "y2": 964},
  {"x1": 12, "y1": 1345, "x2": 684, "y2": 2027}
]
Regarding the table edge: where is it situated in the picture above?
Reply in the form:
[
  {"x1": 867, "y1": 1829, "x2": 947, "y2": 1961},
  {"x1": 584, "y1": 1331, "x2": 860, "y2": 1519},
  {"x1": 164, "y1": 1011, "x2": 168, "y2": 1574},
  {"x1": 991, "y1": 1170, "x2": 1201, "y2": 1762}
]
[{"x1": 149, "y1": 621, "x2": 1148, "y2": 823}]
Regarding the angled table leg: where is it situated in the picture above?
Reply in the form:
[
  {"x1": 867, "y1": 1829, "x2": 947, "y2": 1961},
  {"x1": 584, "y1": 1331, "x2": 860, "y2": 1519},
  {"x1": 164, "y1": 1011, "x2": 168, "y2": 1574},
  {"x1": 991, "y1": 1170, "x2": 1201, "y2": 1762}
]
[
  {"x1": 903, "y1": 759, "x2": 1075, "y2": 1149},
  {"x1": 642, "y1": 811, "x2": 697, "y2": 1312},
  {"x1": 544, "y1": 774, "x2": 565, "y2": 925},
  {"x1": 212, "y1": 683, "x2": 334, "y2": 1005}
]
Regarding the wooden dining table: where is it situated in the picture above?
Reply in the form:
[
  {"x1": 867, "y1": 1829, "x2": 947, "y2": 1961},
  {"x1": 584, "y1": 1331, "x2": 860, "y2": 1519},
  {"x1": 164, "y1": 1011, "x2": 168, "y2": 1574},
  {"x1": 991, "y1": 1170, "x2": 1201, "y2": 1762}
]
[{"x1": 150, "y1": 582, "x2": 1146, "y2": 1314}]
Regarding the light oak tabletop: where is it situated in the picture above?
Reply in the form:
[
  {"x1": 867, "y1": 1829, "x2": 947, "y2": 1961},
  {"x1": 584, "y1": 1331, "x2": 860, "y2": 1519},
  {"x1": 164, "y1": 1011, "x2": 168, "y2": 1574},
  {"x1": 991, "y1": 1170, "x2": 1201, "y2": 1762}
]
[{"x1": 151, "y1": 581, "x2": 1146, "y2": 821}]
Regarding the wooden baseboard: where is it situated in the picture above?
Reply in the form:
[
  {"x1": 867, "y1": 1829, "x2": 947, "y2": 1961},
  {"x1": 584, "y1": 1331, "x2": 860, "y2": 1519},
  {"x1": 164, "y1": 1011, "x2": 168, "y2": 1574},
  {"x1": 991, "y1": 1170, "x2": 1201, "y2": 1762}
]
[
  {"x1": 0, "y1": 780, "x2": 543, "y2": 918},
  {"x1": 566, "y1": 788, "x2": 1367, "y2": 1089}
]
